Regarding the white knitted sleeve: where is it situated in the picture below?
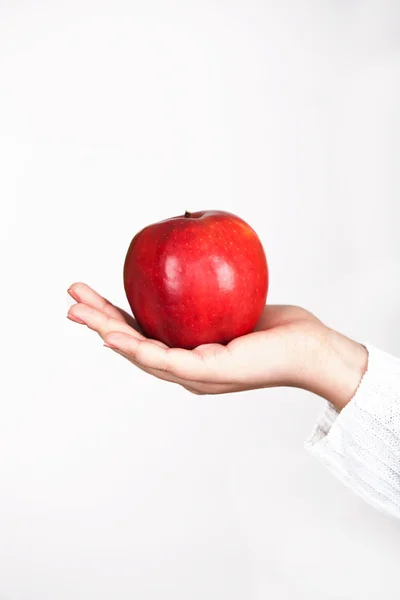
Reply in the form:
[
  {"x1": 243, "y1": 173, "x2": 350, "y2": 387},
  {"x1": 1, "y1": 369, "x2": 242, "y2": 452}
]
[{"x1": 305, "y1": 345, "x2": 400, "y2": 519}]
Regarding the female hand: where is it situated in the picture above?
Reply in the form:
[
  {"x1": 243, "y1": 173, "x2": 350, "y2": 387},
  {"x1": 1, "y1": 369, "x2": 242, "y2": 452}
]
[{"x1": 67, "y1": 283, "x2": 367, "y2": 410}]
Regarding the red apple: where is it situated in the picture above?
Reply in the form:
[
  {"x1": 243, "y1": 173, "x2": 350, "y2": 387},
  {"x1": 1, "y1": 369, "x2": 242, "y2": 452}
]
[{"x1": 124, "y1": 210, "x2": 268, "y2": 349}]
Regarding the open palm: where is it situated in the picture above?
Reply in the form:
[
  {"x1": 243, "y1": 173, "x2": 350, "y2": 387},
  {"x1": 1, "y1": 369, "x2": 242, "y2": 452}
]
[{"x1": 67, "y1": 283, "x2": 326, "y2": 395}]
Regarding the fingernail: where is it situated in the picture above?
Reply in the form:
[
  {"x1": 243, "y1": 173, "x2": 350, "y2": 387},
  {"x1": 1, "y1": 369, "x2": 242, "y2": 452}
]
[
  {"x1": 67, "y1": 314, "x2": 86, "y2": 325},
  {"x1": 104, "y1": 343, "x2": 117, "y2": 349},
  {"x1": 68, "y1": 288, "x2": 80, "y2": 301}
]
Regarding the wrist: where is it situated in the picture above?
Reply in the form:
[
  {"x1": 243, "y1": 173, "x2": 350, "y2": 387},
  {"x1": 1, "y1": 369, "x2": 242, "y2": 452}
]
[{"x1": 298, "y1": 327, "x2": 368, "y2": 410}]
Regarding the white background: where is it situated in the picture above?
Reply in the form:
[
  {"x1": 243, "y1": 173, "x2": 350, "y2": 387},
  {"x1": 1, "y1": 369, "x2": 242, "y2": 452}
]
[{"x1": 1, "y1": 1, "x2": 399, "y2": 598}]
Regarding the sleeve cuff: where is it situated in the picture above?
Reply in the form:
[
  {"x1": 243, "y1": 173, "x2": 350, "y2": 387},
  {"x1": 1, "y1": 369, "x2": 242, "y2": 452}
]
[{"x1": 305, "y1": 344, "x2": 400, "y2": 519}]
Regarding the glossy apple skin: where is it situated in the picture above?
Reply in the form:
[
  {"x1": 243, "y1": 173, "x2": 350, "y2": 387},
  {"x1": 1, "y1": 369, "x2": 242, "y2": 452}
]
[{"x1": 124, "y1": 210, "x2": 268, "y2": 349}]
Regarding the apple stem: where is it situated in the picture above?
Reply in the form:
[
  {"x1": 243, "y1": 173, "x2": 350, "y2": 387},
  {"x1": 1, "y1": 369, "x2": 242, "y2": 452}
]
[{"x1": 184, "y1": 211, "x2": 191, "y2": 218}]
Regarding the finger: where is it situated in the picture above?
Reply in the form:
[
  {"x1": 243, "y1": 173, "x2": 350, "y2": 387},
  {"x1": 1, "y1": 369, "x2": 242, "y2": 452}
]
[
  {"x1": 68, "y1": 282, "x2": 143, "y2": 330},
  {"x1": 108, "y1": 347, "x2": 187, "y2": 385},
  {"x1": 104, "y1": 332, "x2": 213, "y2": 382},
  {"x1": 68, "y1": 303, "x2": 167, "y2": 348},
  {"x1": 68, "y1": 303, "x2": 143, "y2": 340},
  {"x1": 68, "y1": 282, "x2": 127, "y2": 323},
  {"x1": 67, "y1": 313, "x2": 86, "y2": 325},
  {"x1": 112, "y1": 306, "x2": 140, "y2": 329},
  {"x1": 68, "y1": 282, "x2": 106, "y2": 307},
  {"x1": 110, "y1": 347, "x2": 230, "y2": 392}
]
